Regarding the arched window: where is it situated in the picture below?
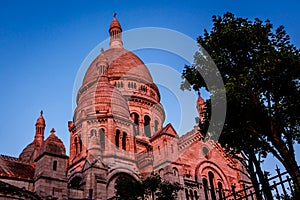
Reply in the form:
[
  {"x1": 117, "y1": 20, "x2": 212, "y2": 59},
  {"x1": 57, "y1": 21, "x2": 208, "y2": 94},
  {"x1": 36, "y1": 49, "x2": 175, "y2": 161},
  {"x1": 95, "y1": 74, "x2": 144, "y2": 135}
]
[
  {"x1": 217, "y1": 182, "x2": 223, "y2": 200},
  {"x1": 131, "y1": 113, "x2": 139, "y2": 135},
  {"x1": 90, "y1": 129, "x2": 97, "y2": 137},
  {"x1": 154, "y1": 120, "x2": 159, "y2": 132},
  {"x1": 144, "y1": 115, "x2": 151, "y2": 137},
  {"x1": 74, "y1": 137, "x2": 78, "y2": 155},
  {"x1": 163, "y1": 139, "x2": 167, "y2": 155},
  {"x1": 115, "y1": 130, "x2": 120, "y2": 148},
  {"x1": 69, "y1": 176, "x2": 82, "y2": 189},
  {"x1": 79, "y1": 138, "x2": 82, "y2": 153},
  {"x1": 158, "y1": 146, "x2": 161, "y2": 155},
  {"x1": 203, "y1": 178, "x2": 209, "y2": 200},
  {"x1": 159, "y1": 169, "x2": 164, "y2": 178},
  {"x1": 122, "y1": 132, "x2": 127, "y2": 150},
  {"x1": 185, "y1": 189, "x2": 189, "y2": 200},
  {"x1": 194, "y1": 190, "x2": 199, "y2": 200},
  {"x1": 208, "y1": 172, "x2": 216, "y2": 200},
  {"x1": 99, "y1": 128, "x2": 105, "y2": 149},
  {"x1": 189, "y1": 189, "x2": 194, "y2": 200},
  {"x1": 173, "y1": 167, "x2": 179, "y2": 177},
  {"x1": 53, "y1": 160, "x2": 57, "y2": 171}
]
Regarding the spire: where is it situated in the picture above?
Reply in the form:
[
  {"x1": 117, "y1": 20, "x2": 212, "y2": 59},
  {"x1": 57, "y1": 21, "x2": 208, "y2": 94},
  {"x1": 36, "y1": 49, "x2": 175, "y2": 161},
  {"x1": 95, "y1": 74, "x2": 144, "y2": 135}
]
[
  {"x1": 109, "y1": 12, "x2": 123, "y2": 48},
  {"x1": 197, "y1": 91, "x2": 205, "y2": 122},
  {"x1": 35, "y1": 110, "x2": 46, "y2": 146}
]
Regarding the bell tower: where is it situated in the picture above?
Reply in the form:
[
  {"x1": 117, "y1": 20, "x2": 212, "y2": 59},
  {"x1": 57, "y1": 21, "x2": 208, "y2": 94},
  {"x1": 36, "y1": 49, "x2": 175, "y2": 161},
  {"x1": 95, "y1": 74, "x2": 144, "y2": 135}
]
[{"x1": 35, "y1": 110, "x2": 45, "y2": 147}]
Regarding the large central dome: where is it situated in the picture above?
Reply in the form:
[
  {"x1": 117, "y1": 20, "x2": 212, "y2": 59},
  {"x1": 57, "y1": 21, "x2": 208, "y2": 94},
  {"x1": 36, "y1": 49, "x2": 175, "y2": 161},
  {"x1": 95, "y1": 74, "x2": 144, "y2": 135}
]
[
  {"x1": 82, "y1": 47, "x2": 153, "y2": 87},
  {"x1": 74, "y1": 14, "x2": 165, "y2": 138}
]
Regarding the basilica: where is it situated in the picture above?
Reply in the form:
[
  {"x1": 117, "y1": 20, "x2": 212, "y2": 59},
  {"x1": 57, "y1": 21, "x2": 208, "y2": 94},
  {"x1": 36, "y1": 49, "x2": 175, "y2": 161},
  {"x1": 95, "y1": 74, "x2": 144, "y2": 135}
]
[{"x1": 0, "y1": 14, "x2": 250, "y2": 200}]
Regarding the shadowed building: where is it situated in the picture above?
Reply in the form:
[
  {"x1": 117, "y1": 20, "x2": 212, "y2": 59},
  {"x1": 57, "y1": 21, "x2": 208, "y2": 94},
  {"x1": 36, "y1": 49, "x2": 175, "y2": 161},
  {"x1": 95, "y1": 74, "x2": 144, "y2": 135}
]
[{"x1": 0, "y1": 14, "x2": 250, "y2": 200}]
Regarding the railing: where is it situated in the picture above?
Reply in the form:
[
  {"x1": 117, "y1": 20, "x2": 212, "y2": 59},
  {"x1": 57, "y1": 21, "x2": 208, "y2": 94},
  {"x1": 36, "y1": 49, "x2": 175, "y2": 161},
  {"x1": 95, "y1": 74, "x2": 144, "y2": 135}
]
[{"x1": 222, "y1": 166, "x2": 299, "y2": 200}]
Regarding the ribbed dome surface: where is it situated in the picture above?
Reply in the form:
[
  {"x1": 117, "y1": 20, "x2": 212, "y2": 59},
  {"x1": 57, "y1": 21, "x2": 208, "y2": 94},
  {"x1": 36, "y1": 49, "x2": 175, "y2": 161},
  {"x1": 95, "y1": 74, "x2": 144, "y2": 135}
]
[
  {"x1": 95, "y1": 76, "x2": 130, "y2": 118},
  {"x1": 19, "y1": 142, "x2": 37, "y2": 162},
  {"x1": 82, "y1": 48, "x2": 153, "y2": 87}
]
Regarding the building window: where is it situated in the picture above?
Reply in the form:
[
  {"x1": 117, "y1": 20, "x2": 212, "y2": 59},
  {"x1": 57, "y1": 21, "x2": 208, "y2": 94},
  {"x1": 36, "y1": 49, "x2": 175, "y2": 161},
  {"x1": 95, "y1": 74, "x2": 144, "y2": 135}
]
[
  {"x1": 185, "y1": 189, "x2": 189, "y2": 200},
  {"x1": 115, "y1": 130, "x2": 120, "y2": 148},
  {"x1": 90, "y1": 129, "x2": 97, "y2": 137},
  {"x1": 74, "y1": 137, "x2": 78, "y2": 155},
  {"x1": 173, "y1": 167, "x2": 178, "y2": 177},
  {"x1": 53, "y1": 160, "x2": 57, "y2": 171},
  {"x1": 144, "y1": 115, "x2": 151, "y2": 137},
  {"x1": 163, "y1": 139, "x2": 167, "y2": 155},
  {"x1": 208, "y1": 172, "x2": 216, "y2": 200},
  {"x1": 79, "y1": 138, "x2": 82, "y2": 153},
  {"x1": 131, "y1": 112, "x2": 139, "y2": 135},
  {"x1": 159, "y1": 169, "x2": 164, "y2": 178},
  {"x1": 122, "y1": 132, "x2": 127, "y2": 150},
  {"x1": 189, "y1": 189, "x2": 194, "y2": 200},
  {"x1": 203, "y1": 178, "x2": 209, "y2": 200},
  {"x1": 158, "y1": 146, "x2": 161, "y2": 155},
  {"x1": 217, "y1": 182, "x2": 223, "y2": 200},
  {"x1": 100, "y1": 128, "x2": 105, "y2": 149},
  {"x1": 194, "y1": 190, "x2": 199, "y2": 200}
]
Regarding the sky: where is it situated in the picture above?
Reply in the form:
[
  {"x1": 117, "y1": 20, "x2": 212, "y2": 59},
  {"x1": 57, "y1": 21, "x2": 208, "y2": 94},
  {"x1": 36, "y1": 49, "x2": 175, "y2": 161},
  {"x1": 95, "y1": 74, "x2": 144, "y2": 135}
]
[{"x1": 0, "y1": 0, "x2": 299, "y2": 175}]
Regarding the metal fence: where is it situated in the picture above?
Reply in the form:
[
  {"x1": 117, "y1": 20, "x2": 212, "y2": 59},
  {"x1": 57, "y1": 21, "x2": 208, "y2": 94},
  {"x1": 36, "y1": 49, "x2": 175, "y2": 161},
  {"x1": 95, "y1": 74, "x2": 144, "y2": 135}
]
[{"x1": 222, "y1": 166, "x2": 299, "y2": 200}]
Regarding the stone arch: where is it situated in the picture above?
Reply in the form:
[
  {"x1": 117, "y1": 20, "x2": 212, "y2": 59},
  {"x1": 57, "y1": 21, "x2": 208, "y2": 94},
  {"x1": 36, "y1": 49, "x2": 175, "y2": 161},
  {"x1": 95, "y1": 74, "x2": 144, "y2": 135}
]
[
  {"x1": 73, "y1": 136, "x2": 82, "y2": 155},
  {"x1": 195, "y1": 160, "x2": 229, "y2": 189},
  {"x1": 130, "y1": 112, "x2": 140, "y2": 136},
  {"x1": 144, "y1": 115, "x2": 151, "y2": 137},
  {"x1": 159, "y1": 168, "x2": 164, "y2": 178},
  {"x1": 68, "y1": 172, "x2": 83, "y2": 189},
  {"x1": 173, "y1": 167, "x2": 179, "y2": 177},
  {"x1": 106, "y1": 170, "x2": 140, "y2": 199},
  {"x1": 99, "y1": 128, "x2": 105, "y2": 149},
  {"x1": 115, "y1": 129, "x2": 120, "y2": 148},
  {"x1": 122, "y1": 132, "x2": 127, "y2": 150}
]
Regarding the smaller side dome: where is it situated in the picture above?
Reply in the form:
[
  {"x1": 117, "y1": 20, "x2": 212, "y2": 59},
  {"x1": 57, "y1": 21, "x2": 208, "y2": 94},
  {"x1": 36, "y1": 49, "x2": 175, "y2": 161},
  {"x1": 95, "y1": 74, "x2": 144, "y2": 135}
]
[
  {"x1": 95, "y1": 75, "x2": 130, "y2": 119},
  {"x1": 39, "y1": 128, "x2": 66, "y2": 156},
  {"x1": 19, "y1": 142, "x2": 37, "y2": 163}
]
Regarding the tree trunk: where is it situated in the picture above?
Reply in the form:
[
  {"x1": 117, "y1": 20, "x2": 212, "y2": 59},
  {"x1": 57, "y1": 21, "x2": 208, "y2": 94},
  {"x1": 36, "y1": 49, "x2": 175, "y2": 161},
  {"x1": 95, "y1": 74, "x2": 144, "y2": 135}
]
[
  {"x1": 250, "y1": 152, "x2": 273, "y2": 200},
  {"x1": 270, "y1": 132, "x2": 300, "y2": 192},
  {"x1": 247, "y1": 153, "x2": 263, "y2": 200}
]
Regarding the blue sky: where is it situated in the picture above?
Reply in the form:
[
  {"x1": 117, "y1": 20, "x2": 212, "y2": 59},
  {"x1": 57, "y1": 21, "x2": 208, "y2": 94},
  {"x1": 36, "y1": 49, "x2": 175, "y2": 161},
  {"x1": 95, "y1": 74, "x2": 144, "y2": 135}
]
[{"x1": 0, "y1": 0, "x2": 299, "y2": 175}]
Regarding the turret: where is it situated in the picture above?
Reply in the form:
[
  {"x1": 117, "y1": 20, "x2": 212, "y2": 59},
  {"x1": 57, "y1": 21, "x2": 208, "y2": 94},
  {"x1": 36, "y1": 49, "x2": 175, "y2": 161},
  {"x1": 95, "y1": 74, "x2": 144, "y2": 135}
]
[
  {"x1": 35, "y1": 110, "x2": 45, "y2": 147},
  {"x1": 196, "y1": 91, "x2": 206, "y2": 122}
]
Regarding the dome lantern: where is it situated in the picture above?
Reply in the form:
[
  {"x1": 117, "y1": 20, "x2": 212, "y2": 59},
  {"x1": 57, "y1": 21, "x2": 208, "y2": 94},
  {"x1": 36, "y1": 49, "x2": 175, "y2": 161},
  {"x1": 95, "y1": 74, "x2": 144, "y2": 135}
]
[{"x1": 109, "y1": 12, "x2": 123, "y2": 48}]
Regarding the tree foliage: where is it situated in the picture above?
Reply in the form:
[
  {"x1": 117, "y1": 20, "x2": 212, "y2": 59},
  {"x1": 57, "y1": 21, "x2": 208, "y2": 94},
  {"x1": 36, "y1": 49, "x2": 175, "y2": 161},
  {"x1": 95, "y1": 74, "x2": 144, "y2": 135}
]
[
  {"x1": 181, "y1": 12, "x2": 300, "y2": 193},
  {"x1": 115, "y1": 173, "x2": 182, "y2": 200}
]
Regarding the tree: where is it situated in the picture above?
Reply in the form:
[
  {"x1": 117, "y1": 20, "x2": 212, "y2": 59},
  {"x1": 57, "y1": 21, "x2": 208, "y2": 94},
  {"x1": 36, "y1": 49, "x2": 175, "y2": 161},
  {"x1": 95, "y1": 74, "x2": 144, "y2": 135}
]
[
  {"x1": 181, "y1": 12, "x2": 300, "y2": 195},
  {"x1": 143, "y1": 173, "x2": 161, "y2": 200},
  {"x1": 156, "y1": 181, "x2": 182, "y2": 200},
  {"x1": 115, "y1": 175, "x2": 144, "y2": 200},
  {"x1": 115, "y1": 173, "x2": 182, "y2": 200}
]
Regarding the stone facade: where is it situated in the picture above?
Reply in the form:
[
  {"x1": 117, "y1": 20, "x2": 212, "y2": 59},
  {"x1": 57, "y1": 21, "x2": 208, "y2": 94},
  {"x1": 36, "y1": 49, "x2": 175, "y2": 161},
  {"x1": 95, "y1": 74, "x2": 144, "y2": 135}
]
[{"x1": 0, "y1": 14, "x2": 251, "y2": 200}]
